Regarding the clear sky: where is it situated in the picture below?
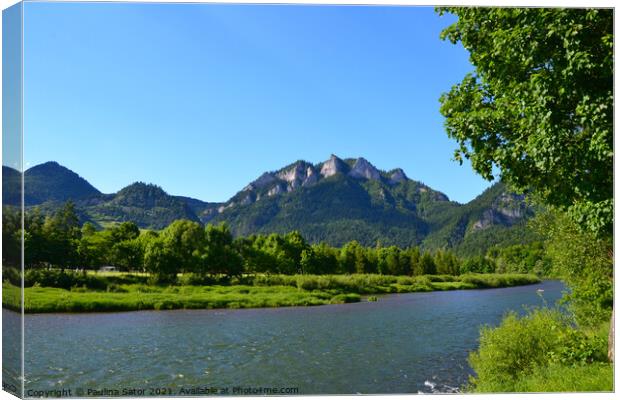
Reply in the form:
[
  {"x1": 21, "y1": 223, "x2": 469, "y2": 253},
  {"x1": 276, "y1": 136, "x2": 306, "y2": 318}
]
[{"x1": 22, "y1": 2, "x2": 493, "y2": 204}]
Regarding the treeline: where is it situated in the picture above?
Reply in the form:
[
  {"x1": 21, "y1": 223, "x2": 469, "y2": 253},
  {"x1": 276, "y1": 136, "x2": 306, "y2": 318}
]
[{"x1": 2, "y1": 202, "x2": 550, "y2": 283}]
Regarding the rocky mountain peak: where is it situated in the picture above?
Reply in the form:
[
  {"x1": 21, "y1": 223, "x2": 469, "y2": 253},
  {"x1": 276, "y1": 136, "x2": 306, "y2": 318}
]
[
  {"x1": 348, "y1": 157, "x2": 382, "y2": 181},
  {"x1": 277, "y1": 161, "x2": 305, "y2": 182},
  {"x1": 276, "y1": 161, "x2": 318, "y2": 189},
  {"x1": 389, "y1": 168, "x2": 408, "y2": 184},
  {"x1": 243, "y1": 172, "x2": 277, "y2": 191},
  {"x1": 320, "y1": 154, "x2": 349, "y2": 178}
]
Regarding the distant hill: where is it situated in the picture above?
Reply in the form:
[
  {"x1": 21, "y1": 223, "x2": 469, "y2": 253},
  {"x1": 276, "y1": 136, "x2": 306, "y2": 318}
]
[
  {"x1": 85, "y1": 182, "x2": 203, "y2": 229},
  {"x1": 3, "y1": 162, "x2": 101, "y2": 206},
  {"x1": 5, "y1": 156, "x2": 536, "y2": 253},
  {"x1": 24, "y1": 161, "x2": 102, "y2": 205},
  {"x1": 3, "y1": 164, "x2": 208, "y2": 229}
]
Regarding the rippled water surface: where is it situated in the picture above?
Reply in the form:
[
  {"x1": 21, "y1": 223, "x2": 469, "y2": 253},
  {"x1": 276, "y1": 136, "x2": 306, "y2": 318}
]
[{"x1": 8, "y1": 280, "x2": 564, "y2": 395}]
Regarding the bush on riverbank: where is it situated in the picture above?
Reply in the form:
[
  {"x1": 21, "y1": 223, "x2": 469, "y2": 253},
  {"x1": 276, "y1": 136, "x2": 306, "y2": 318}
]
[
  {"x1": 468, "y1": 308, "x2": 611, "y2": 392},
  {"x1": 459, "y1": 273, "x2": 540, "y2": 288}
]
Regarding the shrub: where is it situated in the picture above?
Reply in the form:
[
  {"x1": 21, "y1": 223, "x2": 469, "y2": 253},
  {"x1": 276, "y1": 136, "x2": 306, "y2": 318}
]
[
  {"x1": 396, "y1": 276, "x2": 415, "y2": 285},
  {"x1": 147, "y1": 273, "x2": 177, "y2": 285},
  {"x1": 295, "y1": 275, "x2": 334, "y2": 291},
  {"x1": 70, "y1": 285, "x2": 89, "y2": 293},
  {"x1": 24, "y1": 269, "x2": 108, "y2": 290},
  {"x1": 547, "y1": 324, "x2": 608, "y2": 366},
  {"x1": 329, "y1": 293, "x2": 361, "y2": 304},
  {"x1": 106, "y1": 284, "x2": 129, "y2": 293},
  {"x1": 459, "y1": 273, "x2": 539, "y2": 288},
  {"x1": 424, "y1": 274, "x2": 455, "y2": 282},
  {"x1": 470, "y1": 309, "x2": 568, "y2": 387},
  {"x1": 469, "y1": 308, "x2": 610, "y2": 392},
  {"x1": 177, "y1": 273, "x2": 219, "y2": 286},
  {"x1": 2, "y1": 267, "x2": 21, "y2": 286},
  {"x1": 252, "y1": 274, "x2": 297, "y2": 287}
]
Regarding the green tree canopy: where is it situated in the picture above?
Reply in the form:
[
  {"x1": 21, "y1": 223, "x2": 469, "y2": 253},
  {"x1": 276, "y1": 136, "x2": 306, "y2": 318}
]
[
  {"x1": 160, "y1": 219, "x2": 205, "y2": 273},
  {"x1": 111, "y1": 221, "x2": 140, "y2": 242},
  {"x1": 203, "y1": 223, "x2": 243, "y2": 277},
  {"x1": 144, "y1": 238, "x2": 179, "y2": 284},
  {"x1": 437, "y1": 8, "x2": 613, "y2": 235}
]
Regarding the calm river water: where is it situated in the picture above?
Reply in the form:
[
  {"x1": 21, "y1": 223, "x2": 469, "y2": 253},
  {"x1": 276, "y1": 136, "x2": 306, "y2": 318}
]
[{"x1": 6, "y1": 280, "x2": 564, "y2": 395}]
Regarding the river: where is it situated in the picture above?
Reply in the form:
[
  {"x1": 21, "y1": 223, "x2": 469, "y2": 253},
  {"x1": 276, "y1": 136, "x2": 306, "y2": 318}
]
[{"x1": 4, "y1": 280, "x2": 564, "y2": 395}]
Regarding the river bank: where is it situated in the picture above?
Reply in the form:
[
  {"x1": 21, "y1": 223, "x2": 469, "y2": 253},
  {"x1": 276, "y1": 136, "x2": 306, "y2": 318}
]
[{"x1": 2, "y1": 273, "x2": 540, "y2": 313}]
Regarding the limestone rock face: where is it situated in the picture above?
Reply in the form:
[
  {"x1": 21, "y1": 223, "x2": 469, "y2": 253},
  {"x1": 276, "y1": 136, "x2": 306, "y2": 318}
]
[
  {"x1": 471, "y1": 210, "x2": 496, "y2": 230},
  {"x1": 240, "y1": 194, "x2": 254, "y2": 206},
  {"x1": 320, "y1": 154, "x2": 349, "y2": 178},
  {"x1": 494, "y1": 193, "x2": 526, "y2": 219},
  {"x1": 218, "y1": 202, "x2": 235, "y2": 213},
  {"x1": 418, "y1": 185, "x2": 449, "y2": 201},
  {"x1": 471, "y1": 192, "x2": 526, "y2": 231},
  {"x1": 198, "y1": 207, "x2": 220, "y2": 223},
  {"x1": 268, "y1": 184, "x2": 285, "y2": 197},
  {"x1": 348, "y1": 158, "x2": 382, "y2": 181},
  {"x1": 277, "y1": 163, "x2": 305, "y2": 186},
  {"x1": 303, "y1": 166, "x2": 319, "y2": 186},
  {"x1": 277, "y1": 162, "x2": 319, "y2": 190},
  {"x1": 389, "y1": 168, "x2": 408, "y2": 184},
  {"x1": 244, "y1": 172, "x2": 277, "y2": 191}
]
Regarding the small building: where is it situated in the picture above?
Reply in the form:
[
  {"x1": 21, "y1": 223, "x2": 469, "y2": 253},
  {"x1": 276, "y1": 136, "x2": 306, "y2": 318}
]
[{"x1": 99, "y1": 266, "x2": 117, "y2": 272}]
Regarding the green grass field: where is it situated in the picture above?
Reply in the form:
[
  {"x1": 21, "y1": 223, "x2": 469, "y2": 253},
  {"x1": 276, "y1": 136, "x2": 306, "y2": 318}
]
[{"x1": 2, "y1": 272, "x2": 540, "y2": 313}]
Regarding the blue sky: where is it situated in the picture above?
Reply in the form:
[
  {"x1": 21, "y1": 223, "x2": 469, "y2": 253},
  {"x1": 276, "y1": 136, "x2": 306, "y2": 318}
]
[{"x1": 21, "y1": 2, "x2": 492, "y2": 204}]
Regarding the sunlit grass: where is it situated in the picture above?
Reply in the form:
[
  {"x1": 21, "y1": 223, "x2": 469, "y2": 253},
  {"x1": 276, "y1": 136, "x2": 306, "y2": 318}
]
[
  {"x1": 4, "y1": 283, "x2": 348, "y2": 313},
  {"x1": 510, "y1": 363, "x2": 613, "y2": 392},
  {"x1": 2, "y1": 272, "x2": 540, "y2": 313}
]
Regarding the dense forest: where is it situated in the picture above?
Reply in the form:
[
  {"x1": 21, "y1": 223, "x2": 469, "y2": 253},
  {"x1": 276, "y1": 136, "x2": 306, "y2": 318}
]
[{"x1": 2, "y1": 201, "x2": 549, "y2": 284}]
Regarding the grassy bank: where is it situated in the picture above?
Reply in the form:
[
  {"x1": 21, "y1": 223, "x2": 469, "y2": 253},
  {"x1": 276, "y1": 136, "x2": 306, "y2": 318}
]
[
  {"x1": 249, "y1": 273, "x2": 540, "y2": 293},
  {"x1": 508, "y1": 363, "x2": 613, "y2": 392},
  {"x1": 2, "y1": 272, "x2": 540, "y2": 313},
  {"x1": 3, "y1": 283, "x2": 360, "y2": 313}
]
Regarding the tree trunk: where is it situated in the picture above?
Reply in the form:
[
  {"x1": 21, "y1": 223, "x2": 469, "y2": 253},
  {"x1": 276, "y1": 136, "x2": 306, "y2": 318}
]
[{"x1": 608, "y1": 307, "x2": 614, "y2": 363}]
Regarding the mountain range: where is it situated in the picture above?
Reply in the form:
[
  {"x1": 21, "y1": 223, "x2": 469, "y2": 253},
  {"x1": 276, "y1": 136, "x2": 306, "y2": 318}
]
[{"x1": 2, "y1": 156, "x2": 535, "y2": 255}]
